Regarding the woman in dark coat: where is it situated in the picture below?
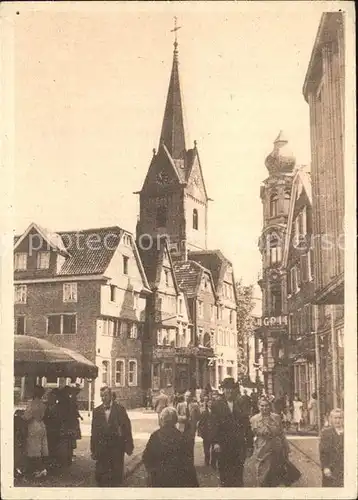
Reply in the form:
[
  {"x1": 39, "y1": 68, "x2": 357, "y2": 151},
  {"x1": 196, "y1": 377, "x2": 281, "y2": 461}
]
[
  {"x1": 319, "y1": 408, "x2": 344, "y2": 487},
  {"x1": 143, "y1": 407, "x2": 199, "y2": 487}
]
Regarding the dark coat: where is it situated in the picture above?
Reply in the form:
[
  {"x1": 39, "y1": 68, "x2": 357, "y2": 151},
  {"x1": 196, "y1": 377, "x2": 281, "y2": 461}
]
[
  {"x1": 211, "y1": 398, "x2": 254, "y2": 459},
  {"x1": 142, "y1": 426, "x2": 198, "y2": 487},
  {"x1": 90, "y1": 402, "x2": 134, "y2": 459},
  {"x1": 319, "y1": 427, "x2": 344, "y2": 487},
  {"x1": 197, "y1": 408, "x2": 215, "y2": 442}
]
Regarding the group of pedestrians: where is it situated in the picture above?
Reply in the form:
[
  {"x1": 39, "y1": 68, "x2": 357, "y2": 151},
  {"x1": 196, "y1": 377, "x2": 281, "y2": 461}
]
[{"x1": 14, "y1": 384, "x2": 83, "y2": 479}]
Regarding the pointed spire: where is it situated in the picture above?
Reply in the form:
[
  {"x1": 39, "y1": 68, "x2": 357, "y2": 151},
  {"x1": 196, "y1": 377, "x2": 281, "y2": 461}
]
[{"x1": 159, "y1": 19, "x2": 186, "y2": 160}]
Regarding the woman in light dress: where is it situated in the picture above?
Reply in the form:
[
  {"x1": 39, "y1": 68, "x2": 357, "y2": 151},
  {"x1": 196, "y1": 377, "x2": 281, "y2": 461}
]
[
  {"x1": 308, "y1": 392, "x2": 318, "y2": 430},
  {"x1": 250, "y1": 396, "x2": 291, "y2": 487},
  {"x1": 292, "y1": 394, "x2": 303, "y2": 433},
  {"x1": 22, "y1": 385, "x2": 49, "y2": 478}
]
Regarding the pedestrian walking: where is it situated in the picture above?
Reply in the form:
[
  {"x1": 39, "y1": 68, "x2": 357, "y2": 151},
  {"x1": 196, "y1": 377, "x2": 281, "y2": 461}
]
[
  {"x1": 44, "y1": 389, "x2": 61, "y2": 469},
  {"x1": 292, "y1": 394, "x2": 303, "y2": 433},
  {"x1": 176, "y1": 390, "x2": 201, "y2": 464},
  {"x1": 197, "y1": 397, "x2": 215, "y2": 466},
  {"x1": 142, "y1": 407, "x2": 198, "y2": 487},
  {"x1": 211, "y1": 377, "x2": 254, "y2": 487},
  {"x1": 319, "y1": 408, "x2": 344, "y2": 487},
  {"x1": 22, "y1": 385, "x2": 48, "y2": 478},
  {"x1": 238, "y1": 389, "x2": 252, "y2": 416},
  {"x1": 250, "y1": 396, "x2": 301, "y2": 487},
  {"x1": 90, "y1": 386, "x2": 134, "y2": 487},
  {"x1": 154, "y1": 389, "x2": 169, "y2": 425},
  {"x1": 308, "y1": 392, "x2": 318, "y2": 430}
]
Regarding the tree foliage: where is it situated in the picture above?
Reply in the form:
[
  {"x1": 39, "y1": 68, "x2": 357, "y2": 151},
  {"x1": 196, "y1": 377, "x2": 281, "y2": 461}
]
[{"x1": 235, "y1": 279, "x2": 256, "y2": 380}]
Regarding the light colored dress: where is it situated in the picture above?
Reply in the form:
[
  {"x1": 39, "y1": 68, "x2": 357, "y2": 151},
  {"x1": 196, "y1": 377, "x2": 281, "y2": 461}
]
[
  {"x1": 293, "y1": 400, "x2": 303, "y2": 424},
  {"x1": 308, "y1": 398, "x2": 318, "y2": 426},
  {"x1": 23, "y1": 398, "x2": 48, "y2": 458},
  {"x1": 250, "y1": 412, "x2": 289, "y2": 486}
]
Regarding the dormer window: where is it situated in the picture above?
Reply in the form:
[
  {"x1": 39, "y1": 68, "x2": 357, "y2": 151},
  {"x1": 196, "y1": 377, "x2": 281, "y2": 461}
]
[
  {"x1": 37, "y1": 251, "x2": 50, "y2": 269},
  {"x1": 14, "y1": 253, "x2": 27, "y2": 271},
  {"x1": 193, "y1": 209, "x2": 198, "y2": 230}
]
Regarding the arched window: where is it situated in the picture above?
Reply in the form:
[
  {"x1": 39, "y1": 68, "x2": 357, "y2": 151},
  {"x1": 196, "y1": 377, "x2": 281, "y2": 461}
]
[
  {"x1": 283, "y1": 190, "x2": 291, "y2": 213},
  {"x1": 203, "y1": 332, "x2": 211, "y2": 348},
  {"x1": 269, "y1": 235, "x2": 282, "y2": 264},
  {"x1": 270, "y1": 193, "x2": 278, "y2": 217},
  {"x1": 157, "y1": 206, "x2": 167, "y2": 227},
  {"x1": 193, "y1": 209, "x2": 198, "y2": 230}
]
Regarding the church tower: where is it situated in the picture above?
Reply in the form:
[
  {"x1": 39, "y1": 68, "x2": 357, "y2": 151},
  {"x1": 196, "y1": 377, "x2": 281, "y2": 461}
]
[
  {"x1": 257, "y1": 131, "x2": 296, "y2": 396},
  {"x1": 136, "y1": 38, "x2": 209, "y2": 260}
]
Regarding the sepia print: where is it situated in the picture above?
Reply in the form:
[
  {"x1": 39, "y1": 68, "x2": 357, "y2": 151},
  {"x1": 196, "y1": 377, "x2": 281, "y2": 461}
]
[{"x1": 1, "y1": 1, "x2": 356, "y2": 499}]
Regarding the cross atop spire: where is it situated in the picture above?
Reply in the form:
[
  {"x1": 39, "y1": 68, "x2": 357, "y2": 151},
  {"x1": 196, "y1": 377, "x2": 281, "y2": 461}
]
[{"x1": 171, "y1": 16, "x2": 181, "y2": 54}]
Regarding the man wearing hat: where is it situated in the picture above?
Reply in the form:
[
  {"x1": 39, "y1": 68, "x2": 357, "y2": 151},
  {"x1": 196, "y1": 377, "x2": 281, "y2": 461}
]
[{"x1": 211, "y1": 377, "x2": 254, "y2": 487}]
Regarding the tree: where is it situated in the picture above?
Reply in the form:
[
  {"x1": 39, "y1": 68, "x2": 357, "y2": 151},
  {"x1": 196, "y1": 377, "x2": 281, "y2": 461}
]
[{"x1": 235, "y1": 279, "x2": 256, "y2": 383}]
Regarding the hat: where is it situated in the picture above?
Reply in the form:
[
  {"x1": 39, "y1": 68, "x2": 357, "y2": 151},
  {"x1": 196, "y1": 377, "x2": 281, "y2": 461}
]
[{"x1": 220, "y1": 377, "x2": 236, "y2": 389}]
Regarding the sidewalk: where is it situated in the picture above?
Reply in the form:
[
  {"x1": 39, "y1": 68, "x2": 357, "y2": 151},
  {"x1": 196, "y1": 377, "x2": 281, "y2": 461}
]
[{"x1": 287, "y1": 436, "x2": 320, "y2": 467}]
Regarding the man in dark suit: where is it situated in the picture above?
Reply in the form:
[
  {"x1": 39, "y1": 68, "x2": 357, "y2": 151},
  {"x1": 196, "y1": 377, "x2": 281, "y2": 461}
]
[
  {"x1": 90, "y1": 386, "x2": 134, "y2": 487},
  {"x1": 211, "y1": 377, "x2": 254, "y2": 487}
]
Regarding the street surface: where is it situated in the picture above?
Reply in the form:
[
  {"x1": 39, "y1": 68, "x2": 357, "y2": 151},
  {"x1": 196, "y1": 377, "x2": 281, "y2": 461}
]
[
  {"x1": 15, "y1": 409, "x2": 322, "y2": 488},
  {"x1": 125, "y1": 439, "x2": 321, "y2": 487}
]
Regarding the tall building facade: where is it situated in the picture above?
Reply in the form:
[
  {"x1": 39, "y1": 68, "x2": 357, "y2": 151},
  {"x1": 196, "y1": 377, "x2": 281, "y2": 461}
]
[
  {"x1": 256, "y1": 132, "x2": 295, "y2": 397},
  {"x1": 303, "y1": 11, "x2": 345, "y2": 415}
]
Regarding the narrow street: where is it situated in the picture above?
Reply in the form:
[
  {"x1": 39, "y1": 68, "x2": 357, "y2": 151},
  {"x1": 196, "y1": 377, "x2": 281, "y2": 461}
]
[{"x1": 15, "y1": 409, "x2": 322, "y2": 488}]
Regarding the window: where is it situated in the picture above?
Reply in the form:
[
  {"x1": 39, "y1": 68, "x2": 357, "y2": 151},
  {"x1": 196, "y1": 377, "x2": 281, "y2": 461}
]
[
  {"x1": 63, "y1": 283, "x2": 77, "y2": 302},
  {"x1": 193, "y1": 209, "x2": 198, "y2": 230},
  {"x1": 229, "y1": 310, "x2": 233, "y2": 324},
  {"x1": 133, "y1": 293, "x2": 139, "y2": 311},
  {"x1": 300, "y1": 254, "x2": 309, "y2": 282},
  {"x1": 15, "y1": 316, "x2": 26, "y2": 335},
  {"x1": 47, "y1": 314, "x2": 76, "y2": 334},
  {"x1": 308, "y1": 248, "x2": 314, "y2": 281},
  {"x1": 115, "y1": 359, "x2": 125, "y2": 386},
  {"x1": 110, "y1": 285, "x2": 116, "y2": 302},
  {"x1": 14, "y1": 253, "x2": 27, "y2": 270},
  {"x1": 14, "y1": 285, "x2": 27, "y2": 304},
  {"x1": 197, "y1": 300, "x2": 203, "y2": 318},
  {"x1": 164, "y1": 270, "x2": 169, "y2": 287},
  {"x1": 157, "y1": 206, "x2": 167, "y2": 227},
  {"x1": 203, "y1": 332, "x2": 211, "y2": 348},
  {"x1": 271, "y1": 288, "x2": 282, "y2": 315},
  {"x1": 63, "y1": 314, "x2": 77, "y2": 334},
  {"x1": 269, "y1": 237, "x2": 282, "y2": 264},
  {"x1": 120, "y1": 321, "x2": 129, "y2": 337},
  {"x1": 37, "y1": 251, "x2": 50, "y2": 269},
  {"x1": 283, "y1": 190, "x2": 290, "y2": 213},
  {"x1": 123, "y1": 255, "x2": 129, "y2": 275},
  {"x1": 287, "y1": 270, "x2": 292, "y2": 295},
  {"x1": 128, "y1": 360, "x2": 138, "y2": 386},
  {"x1": 270, "y1": 193, "x2": 278, "y2": 217},
  {"x1": 102, "y1": 360, "x2": 110, "y2": 386},
  {"x1": 210, "y1": 304, "x2": 215, "y2": 321},
  {"x1": 288, "y1": 313, "x2": 293, "y2": 338},
  {"x1": 163, "y1": 363, "x2": 173, "y2": 386},
  {"x1": 129, "y1": 323, "x2": 138, "y2": 339},
  {"x1": 122, "y1": 234, "x2": 131, "y2": 246}
]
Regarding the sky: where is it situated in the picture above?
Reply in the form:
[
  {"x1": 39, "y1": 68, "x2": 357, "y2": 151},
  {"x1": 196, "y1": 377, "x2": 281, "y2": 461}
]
[{"x1": 6, "y1": 1, "x2": 344, "y2": 287}]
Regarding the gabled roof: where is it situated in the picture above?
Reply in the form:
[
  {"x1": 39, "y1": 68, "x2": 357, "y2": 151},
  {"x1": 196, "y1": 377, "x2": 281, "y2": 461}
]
[
  {"x1": 138, "y1": 236, "x2": 179, "y2": 293},
  {"x1": 282, "y1": 168, "x2": 312, "y2": 267},
  {"x1": 188, "y1": 249, "x2": 230, "y2": 289},
  {"x1": 14, "y1": 222, "x2": 70, "y2": 255},
  {"x1": 173, "y1": 259, "x2": 216, "y2": 298},
  {"x1": 14, "y1": 223, "x2": 150, "y2": 290}
]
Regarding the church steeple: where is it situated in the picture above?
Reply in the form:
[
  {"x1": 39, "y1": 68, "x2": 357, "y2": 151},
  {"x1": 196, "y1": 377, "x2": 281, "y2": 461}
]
[{"x1": 159, "y1": 31, "x2": 186, "y2": 160}]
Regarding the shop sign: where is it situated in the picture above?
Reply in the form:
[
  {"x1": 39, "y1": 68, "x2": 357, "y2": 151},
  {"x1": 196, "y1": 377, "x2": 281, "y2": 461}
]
[
  {"x1": 254, "y1": 315, "x2": 288, "y2": 328},
  {"x1": 153, "y1": 346, "x2": 175, "y2": 359}
]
